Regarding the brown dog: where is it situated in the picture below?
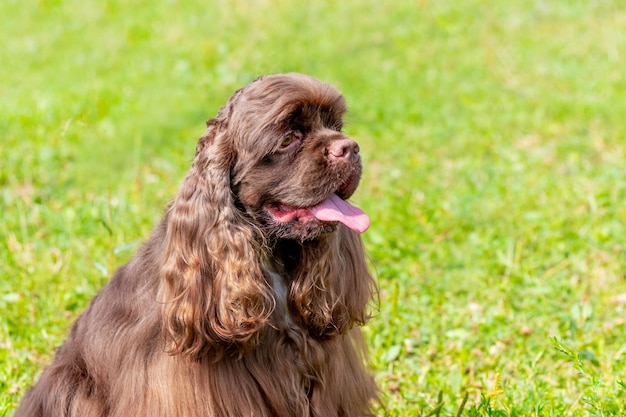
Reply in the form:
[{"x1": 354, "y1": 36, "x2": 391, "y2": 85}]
[{"x1": 16, "y1": 73, "x2": 378, "y2": 417}]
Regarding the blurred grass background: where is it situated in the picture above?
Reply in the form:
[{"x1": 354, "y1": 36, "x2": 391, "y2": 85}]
[{"x1": 2, "y1": 0, "x2": 626, "y2": 415}]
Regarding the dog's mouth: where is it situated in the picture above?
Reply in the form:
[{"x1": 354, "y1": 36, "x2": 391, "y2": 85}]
[{"x1": 265, "y1": 193, "x2": 370, "y2": 233}]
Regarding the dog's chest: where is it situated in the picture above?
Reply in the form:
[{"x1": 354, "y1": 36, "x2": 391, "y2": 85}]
[{"x1": 258, "y1": 267, "x2": 329, "y2": 405}]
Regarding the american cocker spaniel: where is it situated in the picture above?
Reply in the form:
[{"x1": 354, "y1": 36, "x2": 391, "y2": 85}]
[{"x1": 16, "y1": 73, "x2": 378, "y2": 417}]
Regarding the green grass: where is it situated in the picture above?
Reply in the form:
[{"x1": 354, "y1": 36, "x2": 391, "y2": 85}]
[{"x1": 2, "y1": 0, "x2": 626, "y2": 415}]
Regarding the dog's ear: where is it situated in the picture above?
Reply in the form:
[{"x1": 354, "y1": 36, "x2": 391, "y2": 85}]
[
  {"x1": 159, "y1": 99, "x2": 274, "y2": 358},
  {"x1": 289, "y1": 226, "x2": 376, "y2": 337}
]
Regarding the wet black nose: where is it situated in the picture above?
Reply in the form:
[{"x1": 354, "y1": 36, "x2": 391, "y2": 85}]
[{"x1": 328, "y1": 138, "x2": 360, "y2": 162}]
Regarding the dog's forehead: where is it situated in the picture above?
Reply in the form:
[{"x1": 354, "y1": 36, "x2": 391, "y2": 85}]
[
  {"x1": 235, "y1": 75, "x2": 344, "y2": 135},
  {"x1": 239, "y1": 74, "x2": 346, "y2": 120}
]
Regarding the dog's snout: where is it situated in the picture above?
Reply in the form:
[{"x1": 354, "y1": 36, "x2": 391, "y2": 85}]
[{"x1": 328, "y1": 138, "x2": 360, "y2": 162}]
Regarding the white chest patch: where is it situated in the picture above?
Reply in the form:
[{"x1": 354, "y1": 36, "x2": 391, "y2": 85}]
[{"x1": 267, "y1": 268, "x2": 295, "y2": 328}]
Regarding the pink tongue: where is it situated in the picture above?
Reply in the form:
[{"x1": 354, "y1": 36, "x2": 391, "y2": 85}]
[{"x1": 310, "y1": 194, "x2": 370, "y2": 233}]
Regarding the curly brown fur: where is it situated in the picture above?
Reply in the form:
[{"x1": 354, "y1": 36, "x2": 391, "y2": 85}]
[{"x1": 16, "y1": 73, "x2": 378, "y2": 417}]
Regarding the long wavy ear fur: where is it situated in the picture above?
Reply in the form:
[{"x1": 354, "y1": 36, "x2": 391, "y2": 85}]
[
  {"x1": 289, "y1": 225, "x2": 376, "y2": 338},
  {"x1": 159, "y1": 97, "x2": 274, "y2": 358}
]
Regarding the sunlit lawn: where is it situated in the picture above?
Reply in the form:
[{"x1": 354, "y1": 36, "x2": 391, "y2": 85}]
[{"x1": 2, "y1": 1, "x2": 626, "y2": 415}]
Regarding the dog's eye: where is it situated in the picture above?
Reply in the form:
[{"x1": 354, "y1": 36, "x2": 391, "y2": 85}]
[
  {"x1": 280, "y1": 134, "x2": 294, "y2": 148},
  {"x1": 279, "y1": 131, "x2": 302, "y2": 150}
]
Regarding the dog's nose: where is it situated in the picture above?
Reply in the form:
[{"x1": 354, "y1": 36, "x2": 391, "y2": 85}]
[{"x1": 328, "y1": 138, "x2": 360, "y2": 162}]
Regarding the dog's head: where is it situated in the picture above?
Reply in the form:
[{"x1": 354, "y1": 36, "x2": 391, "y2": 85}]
[{"x1": 202, "y1": 73, "x2": 369, "y2": 241}]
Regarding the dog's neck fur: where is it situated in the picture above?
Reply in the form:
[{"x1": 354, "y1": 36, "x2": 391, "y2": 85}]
[
  {"x1": 265, "y1": 265, "x2": 294, "y2": 330},
  {"x1": 264, "y1": 239, "x2": 300, "y2": 330}
]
